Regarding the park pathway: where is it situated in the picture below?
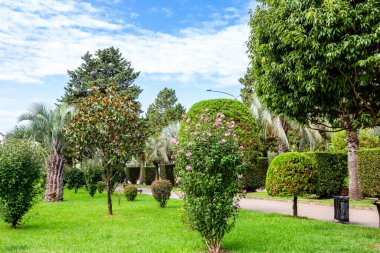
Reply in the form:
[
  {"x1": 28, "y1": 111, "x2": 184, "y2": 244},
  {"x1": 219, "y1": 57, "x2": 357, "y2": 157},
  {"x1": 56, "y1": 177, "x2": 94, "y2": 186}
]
[{"x1": 140, "y1": 188, "x2": 379, "y2": 228}]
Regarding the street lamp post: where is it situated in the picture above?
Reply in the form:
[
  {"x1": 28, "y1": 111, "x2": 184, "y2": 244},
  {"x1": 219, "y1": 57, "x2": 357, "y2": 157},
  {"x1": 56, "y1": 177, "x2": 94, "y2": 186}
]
[{"x1": 206, "y1": 89, "x2": 239, "y2": 100}]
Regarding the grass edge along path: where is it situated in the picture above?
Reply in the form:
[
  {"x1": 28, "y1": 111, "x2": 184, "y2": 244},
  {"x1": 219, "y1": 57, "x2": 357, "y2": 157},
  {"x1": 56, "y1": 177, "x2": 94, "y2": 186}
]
[
  {"x1": 247, "y1": 191, "x2": 377, "y2": 210},
  {"x1": 0, "y1": 189, "x2": 379, "y2": 253}
]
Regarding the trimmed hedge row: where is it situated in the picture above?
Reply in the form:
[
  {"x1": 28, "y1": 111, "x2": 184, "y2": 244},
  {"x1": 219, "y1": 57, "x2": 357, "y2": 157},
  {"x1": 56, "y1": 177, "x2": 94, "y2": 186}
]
[
  {"x1": 144, "y1": 166, "x2": 156, "y2": 185},
  {"x1": 126, "y1": 166, "x2": 140, "y2": 184},
  {"x1": 160, "y1": 164, "x2": 175, "y2": 185},
  {"x1": 245, "y1": 157, "x2": 268, "y2": 191},
  {"x1": 358, "y1": 148, "x2": 380, "y2": 198},
  {"x1": 304, "y1": 152, "x2": 347, "y2": 198}
]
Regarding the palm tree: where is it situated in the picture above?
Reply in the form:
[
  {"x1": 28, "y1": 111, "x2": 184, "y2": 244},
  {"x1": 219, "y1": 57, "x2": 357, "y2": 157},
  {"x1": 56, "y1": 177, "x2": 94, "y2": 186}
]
[
  {"x1": 144, "y1": 122, "x2": 179, "y2": 180},
  {"x1": 250, "y1": 94, "x2": 322, "y2": 154},
  {"x1": 18, "y1": 103, "x2": 73, "y2": 202}
]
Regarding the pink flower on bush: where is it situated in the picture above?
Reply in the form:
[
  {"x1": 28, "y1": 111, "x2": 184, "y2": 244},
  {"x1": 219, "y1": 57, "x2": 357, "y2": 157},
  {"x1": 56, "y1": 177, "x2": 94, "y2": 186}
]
[
  {"x1": 193, "y1": 131, "x2": 198, "y2": 135},
  {"x1": 186, "y1": 165, "x2": 191, "y2": 171},
  {"x1": 239, "y1": 145, "x2": 244, "y2": 150},
  {"x1": 225, "y1": 132, "x2": 231, "y2": 137},
  {"x1": 187, "y1": 142, "x2": 192, "y2": 147},
  {"x1": 196, "y1": 123, "x2": 201, "y2": 128},
  {"x1": 182, "y1": 114, "x2": 186, "y2": 118},
  {"x1": 204, "y1": 118, "x2": 210, "y2": 122},
  {"x1": 170, "y1": 154, "x2": 175, "y2": 160},
  {"x1": 201, "y1": 138, "x2": 206, "y2": 142},
  {"x1": 207, "y1": 132, "x2": 212, "y2": 136},
  {"x1": 238, "y1": 174, "x2": 243, "y2": 179},
  {"x1": 186, "y1": 118, "x2": 191, "y2": 123},
  {"x1": 171, "y1": 138, "x2": 179, "y2": 146},
  {"x1": 186, "y1": 151, "x2": 192, "y2": 157},
  {"x1": 242, "y1": 189, "x2": 247, "y2": 194},
  {"x1": 217, "y1": 112, "x2": 222, "y2": 117},
  {"x1": 200, "y1": 114, "x2": 205, "y2": 119},
  {"x1": 221, "y1": 139, "x2": 226, "y2": 144}
]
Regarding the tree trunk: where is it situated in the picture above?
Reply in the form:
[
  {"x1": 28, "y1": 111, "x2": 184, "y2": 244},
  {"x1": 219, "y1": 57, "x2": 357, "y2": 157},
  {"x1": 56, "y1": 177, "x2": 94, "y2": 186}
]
[
  {"x1": 293, "y1": 196, "x2": 298, "y2": 217},
  {"x1": 106, "y1": 165, "x2": 113, "y2": 215},
  {"x1": 139, "y1": 154, "x2": 146, "y2": 184},
  {"x1": 346, "y1": 129, "x2": 363, "y2": 200},
  {"x1": 45, "y1": 154, "x2": 65, "y2": 202},
  {"x1": 154, "y1": 161, "x2": 159, "y2": 180}
]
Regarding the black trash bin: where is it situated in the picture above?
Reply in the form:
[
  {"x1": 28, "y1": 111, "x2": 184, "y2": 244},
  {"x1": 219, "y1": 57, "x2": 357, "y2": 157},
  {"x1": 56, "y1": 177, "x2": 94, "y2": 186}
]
[{"x1": 334, "y1": 196, "x2": 349, "y2": 223}]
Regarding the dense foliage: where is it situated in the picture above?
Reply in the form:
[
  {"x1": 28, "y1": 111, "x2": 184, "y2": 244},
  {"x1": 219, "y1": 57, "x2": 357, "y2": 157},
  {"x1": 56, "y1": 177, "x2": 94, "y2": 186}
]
[
  {"x1": 64, "y1": 86, "x2": 147, "y2": 215},
  {"x1": 305, "y1": 152, "x2": 348, "y2": 198},
  {"x1": 358, "y1": 148, "x2": 380, "y2": 198},
  {"x1": 176, "y1": 111, "x2": 245, "y2": 253},
  {"x1": 124, "y1": 185, "x2": 138, "y2": 201},
  {"x1": 328, "y1": 130, "x2": 380, "y2": 152},
  {"x1": 245, "y1": 157, "x2": 268, "y2": 191},
  {"x1": 266, "y1": 153, "x2": 316, "y2": 197},
  {"x1": 151, "y1": 180, "x2": 173, "y2": 208},
  {"x1": 64, "y1": 167, "x2": 85, "y2": 193},
  {"x1": 62, "y1": 47, "x2": 141, "y2": 103},
  {"x1": 0, "y1": 139, "x2": 43, "y2": 228},
  {"x1": 96, "y1": 181, "x2": 106, "y2": 194},
  {"x1": 82, "y1": 161, "x2": 103, "y2": 197},
  {"x1": 146, "y1": 88, "x2": 185, "y2": 136},
  {"x1": 144, "y1": 166, "x2": 156, "y2": 185},
  {"x1": 179, "y1": 99, "x2": 262, "y2": 187}
]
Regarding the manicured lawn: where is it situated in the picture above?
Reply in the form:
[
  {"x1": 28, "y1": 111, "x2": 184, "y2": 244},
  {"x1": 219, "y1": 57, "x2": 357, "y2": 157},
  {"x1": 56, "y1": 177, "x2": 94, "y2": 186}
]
[
  {"x1": 1, "y1": 189, "x2": 379, "y2": 252},
  {"x1": 247, "y1": 191, "x2": 377, "y2": 209}
]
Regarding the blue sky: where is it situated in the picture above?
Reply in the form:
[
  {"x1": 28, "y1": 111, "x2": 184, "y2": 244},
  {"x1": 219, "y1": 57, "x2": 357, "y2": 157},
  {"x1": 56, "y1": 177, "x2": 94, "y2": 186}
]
[{"x1": 0, "y1": 0, "x2": 258, "y2": 133}]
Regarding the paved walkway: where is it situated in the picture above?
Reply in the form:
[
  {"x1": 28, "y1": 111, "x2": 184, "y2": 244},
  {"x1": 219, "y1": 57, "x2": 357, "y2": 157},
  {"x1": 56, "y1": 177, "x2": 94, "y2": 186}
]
[{"x1": 140, "y1": 189, "x2": 379, "y2": 228}]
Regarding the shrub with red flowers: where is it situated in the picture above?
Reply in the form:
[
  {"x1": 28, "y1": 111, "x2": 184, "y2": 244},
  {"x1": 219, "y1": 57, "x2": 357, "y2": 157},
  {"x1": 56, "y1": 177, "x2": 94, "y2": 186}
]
[{"x1": 175, "y1": 111, "x2": 245, "y2": 253}]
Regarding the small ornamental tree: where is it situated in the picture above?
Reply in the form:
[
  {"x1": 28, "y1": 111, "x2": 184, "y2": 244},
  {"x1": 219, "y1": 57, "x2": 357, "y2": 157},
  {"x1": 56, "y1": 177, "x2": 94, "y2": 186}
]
[
  {"x1": 0, "y1": 138, "x2": 43, "y2": 228},
  {"x1": 175, "y1": 111, "x2": 245, "y2": 253},
  {"x1": 266, "y1": 152, "x2": 317, "y2": 217},
  {"x1": 64, "y1": 86, "x2": 147, "y2": 215}
]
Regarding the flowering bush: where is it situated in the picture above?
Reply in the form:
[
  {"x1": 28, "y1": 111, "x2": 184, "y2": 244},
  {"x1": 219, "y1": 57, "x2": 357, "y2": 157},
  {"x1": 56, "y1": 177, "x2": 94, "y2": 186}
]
[{"x1": 175, "y1": 111, "x2": 245, "y2": 253}]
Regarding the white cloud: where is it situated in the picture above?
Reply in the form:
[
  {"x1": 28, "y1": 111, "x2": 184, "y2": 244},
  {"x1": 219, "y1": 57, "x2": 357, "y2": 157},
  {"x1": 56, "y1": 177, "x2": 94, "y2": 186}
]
[
  {"x1": 149, "y1": 7, "x2": 173, "y2": 17},
  {"x1": 0, "y1": 0, "x2": 251, "y2": 88}
]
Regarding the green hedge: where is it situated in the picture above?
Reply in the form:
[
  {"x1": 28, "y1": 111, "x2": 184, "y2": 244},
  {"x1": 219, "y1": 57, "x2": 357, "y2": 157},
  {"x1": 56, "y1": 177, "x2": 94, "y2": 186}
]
[
  {"x1": 126, "y1": 167, "x2": 140, "y2": 184},
  {"x1": 304, "y1": 152, "x2": 347, "y2": 198},
  {"x1": 245, "y1": 157, "x2": 268, "y2": 191},
  {"x1": 160, "y1": 164, "x2": 175, "y2": 185},
  {"x1": 144, "y1": 166, "x2": 156, "y2": 185},
  {"x1": 266, "y1": 152, "x2": 317, "y2": 197},
  {"x1": 358, "y1": 148, "x2": 380, "y2": 198}
]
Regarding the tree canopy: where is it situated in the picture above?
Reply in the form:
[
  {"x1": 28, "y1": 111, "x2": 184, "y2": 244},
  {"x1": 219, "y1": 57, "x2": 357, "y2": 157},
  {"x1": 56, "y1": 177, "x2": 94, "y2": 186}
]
[
  {"x1": 247, "y1": 0, "x2": 380, "y2": 130},
  {"x1": 146, "y1": 88, "x2": 185, "y2": 136},
  {"x1": 61, "y1": 47, "x2": 141, "y2": 103}
]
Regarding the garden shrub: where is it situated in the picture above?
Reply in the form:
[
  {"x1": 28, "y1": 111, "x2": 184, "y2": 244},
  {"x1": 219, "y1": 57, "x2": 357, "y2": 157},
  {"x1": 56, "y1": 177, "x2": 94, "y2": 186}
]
[
  {"x1": 304, "y1": 152, "x2": 347, "y2": 198},
  {"x1": 266, "y1": 152, "x2": 316, "y2": 217},
  {"x1": 97, "y1": 181, "x2": 106, "y2": 193},
  {"x1": 328, "y1": 129, "x2": 380, "y2": 152},
  {"x1": 124, "y1": 184, "x2": 138, "y2": 201},
  {"x1": 64, "y1": 167, "x2": 85, "y2": 193},
  {"x1": 178, "y1": 99, "x2": 262, "y2": 179},
  {"x1": 160, "y1": 164, "x2": 175, "y2": 185},
  {"x1": 144, "y1": 166, "x2": 156, "y2": 185},
  {"x1": 176, "y1": 110, "x2": 245, "y2": 253},
  {"x1": 358, "y1": 148, "x2": 380, "y2": 198},
  {"x1": 0, "y1": 139, "x2": 43, "y2": 228},
  {"x1": 83, "y1": 161, "x2": 103, "y2": 197},
  {"x1": 126, "y1": 166, "x2": 140, "y2": 184},
  {"x1": 245, "y1": 157, "x2": 268, "y2": 191},
  {"x1": 151, "y1": 180, "x2": 173, "y2": 207}
]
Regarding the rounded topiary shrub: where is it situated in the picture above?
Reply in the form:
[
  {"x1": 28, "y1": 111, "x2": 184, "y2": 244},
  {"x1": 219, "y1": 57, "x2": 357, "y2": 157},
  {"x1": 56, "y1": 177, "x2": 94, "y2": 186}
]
[
  {"x1": 0, "y1": 138, "x2": 43, "y2": 228},
  {"x1": 266, "y1": 152, "x2": 317, "y2": 217},
  {"x1": 178, "y1": 99, "x2": 262, "y2": 189},
  {"x1": 151, "y1": 180, "x2": 173, "y2": 207},
  {"x1": 124, "y1": 184, "x2": 138, "y2": 201}
]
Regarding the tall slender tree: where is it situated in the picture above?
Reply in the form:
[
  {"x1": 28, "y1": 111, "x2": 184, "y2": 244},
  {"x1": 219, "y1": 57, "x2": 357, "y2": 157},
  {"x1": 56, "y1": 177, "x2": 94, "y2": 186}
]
[
  {"x1": 247, "y1": 0, "x2": 380, "y2": 200},
  {"x1": 18, "y1": 103, "x2": 73, "y2": 202}
]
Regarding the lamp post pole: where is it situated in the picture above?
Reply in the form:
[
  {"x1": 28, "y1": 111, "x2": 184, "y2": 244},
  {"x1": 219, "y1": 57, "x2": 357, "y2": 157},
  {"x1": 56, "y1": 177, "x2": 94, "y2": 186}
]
[{"x1": 206, "y1": 89, "x2": 239, "y2": 100}]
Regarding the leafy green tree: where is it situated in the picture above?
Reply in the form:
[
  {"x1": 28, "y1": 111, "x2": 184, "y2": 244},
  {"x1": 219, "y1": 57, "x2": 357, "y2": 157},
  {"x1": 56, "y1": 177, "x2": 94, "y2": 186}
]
[
  {"x1": 61, "y1": 47, "x2": 141, "y2": 103},
  {"x1": 146, "y1": 88, "x2": 185, "y2": 136},
  {"x1": 247, "y1": 0, "x2": 380, "y2": 200},
  {"x1": 18, "y1": 103, "x2": 73, "y2": 202},
  {"x1": 328, "y1": 129, "x2": 380, "y2": 152},
  {"x1": 0, "y1": 138, "x2": 43, "y2": 228},
  {"x1": 64, "y1": 86, "x2": 147, "y2": 215}
]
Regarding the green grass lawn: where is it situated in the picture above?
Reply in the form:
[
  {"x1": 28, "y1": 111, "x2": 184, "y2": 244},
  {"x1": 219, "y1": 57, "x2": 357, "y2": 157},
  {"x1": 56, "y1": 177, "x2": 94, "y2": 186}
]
[
  {"x1": 247, "y1": 191, "x2": 377, "y2": 209},
  {"x1": 1, "y1": 189, "x2": 379, "y2": 253}
]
